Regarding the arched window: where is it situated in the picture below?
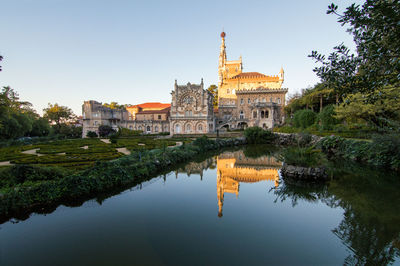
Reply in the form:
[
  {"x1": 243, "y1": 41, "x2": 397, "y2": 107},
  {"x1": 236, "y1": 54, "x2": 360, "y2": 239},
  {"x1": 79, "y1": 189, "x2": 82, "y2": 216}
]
[
  {"x1": 138, "y1": 126, "x2": 142, "y2": 130},
  {"x1": 265, "y1": 110, "x2": 269, "y2": 118},
  {"x1": 227, "y1": 89, "x2": 230, "y2": 94},
  {"x1": 270, "y1": 97, "x2": 273, "y2": 102},
  {"x1": 175, "y1": 124, "x2": 181, "y2": 133},
  {"x1": 198, "y1": 124, "x2": 203, "y2": 132},
  {"x1": 239, "y1": 111, "x2": 244, "y2": 119},
  {"x1": 240, "y1": 98, "x2": 244, "y2": 105},
  {"x1": 146, "y1": 126, "x2": 151, "y2": 132},
  {"x1": 129, "y1": 125, "x2": 133, "y2": 129},
  {"x1": 248, "y1": 98, "x2": 250, "y2": 104},
  {"x1": 186, "y1": 124, "x2": 191, "y2": 133},
  {"x1": 253, "y1": 111, "x2": 257, "y2": 119},
  {"x1": 262, "y1": 98, "x2": 266, "y2": 102},
  {"x1": 155, "y1": 126, "x2": 158, "y2": 132},
  {"x1": 261, "y1": 111, "x2": 265, "y2": 118},
  {"x1": 277, "y1": 97, "x2": 281, "y2": 104}
]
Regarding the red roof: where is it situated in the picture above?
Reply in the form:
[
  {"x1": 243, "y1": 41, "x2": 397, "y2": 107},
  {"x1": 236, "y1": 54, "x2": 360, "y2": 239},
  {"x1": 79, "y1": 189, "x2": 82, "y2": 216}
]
[
  {"x1": 136, "y1": 107, "x2": 170, "y2": 115},
  {"x1": 128, "y1": 102, "x2": 171, "y2": 109},
  {"x1": 230, "y1": 72, "x2": 279, "y2": 81}
]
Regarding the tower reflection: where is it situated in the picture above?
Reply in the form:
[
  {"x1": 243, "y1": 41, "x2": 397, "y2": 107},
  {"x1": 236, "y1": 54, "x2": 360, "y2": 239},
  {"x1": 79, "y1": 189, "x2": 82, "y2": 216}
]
[{"x1": 217, "y1": 150, "x2": 281, "y2": 217}]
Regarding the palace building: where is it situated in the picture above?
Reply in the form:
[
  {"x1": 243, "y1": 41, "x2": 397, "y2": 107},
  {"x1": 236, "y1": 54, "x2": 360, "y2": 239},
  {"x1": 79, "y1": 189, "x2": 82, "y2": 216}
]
[
  {"x1": 170, "y1": 79, "x2": 215, "y2": 135},
  {"x1": 82, "y1": 32, "x2": 288, "y2": 137},
  {"x1": 216, "y1": 32, "x2": 288, "y2": 130},
  {"x1": 82, "y1": 101, "x2": 170, "y2": 137}
]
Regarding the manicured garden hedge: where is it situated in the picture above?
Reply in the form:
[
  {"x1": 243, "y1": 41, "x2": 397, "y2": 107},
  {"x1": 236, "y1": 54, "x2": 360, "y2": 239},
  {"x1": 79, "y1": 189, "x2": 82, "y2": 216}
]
[
  {"x1": 0, "y1": 137, "x2": 183, "y2": 170},
  {"x1": 0, "y1": 136, "x2": 247, "y2": 218}
]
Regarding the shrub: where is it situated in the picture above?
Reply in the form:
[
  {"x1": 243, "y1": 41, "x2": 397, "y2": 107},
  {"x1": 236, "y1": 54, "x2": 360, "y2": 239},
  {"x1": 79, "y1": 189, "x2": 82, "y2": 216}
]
[
  {"x1": 119, "y1": 128, "x2": 142, "y2": 137},
  {"x1": 319, "y1": 134, "x2": 400, "y2": 170},
  {"x1": 244, "y1": 127, "x2": 275, "y2": 144},
  {"x1": 317, "y1": 105, "x2": 339, "y2": 130},
  {"x1": 293, "y1": 109, "x2": 317, "y2": 129},
  {"x1": 98, "y1": 125, "x2": 115, "y2": 137},
  {"x1": 86, "y1": 131, "x2": 98, "y2": 138}
]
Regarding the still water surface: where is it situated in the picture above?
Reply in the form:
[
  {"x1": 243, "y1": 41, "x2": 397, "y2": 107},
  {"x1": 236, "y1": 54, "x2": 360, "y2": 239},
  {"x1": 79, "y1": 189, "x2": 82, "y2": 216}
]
[{"x1": 1, "y1": 147, "x2": 399, "y2": 265}]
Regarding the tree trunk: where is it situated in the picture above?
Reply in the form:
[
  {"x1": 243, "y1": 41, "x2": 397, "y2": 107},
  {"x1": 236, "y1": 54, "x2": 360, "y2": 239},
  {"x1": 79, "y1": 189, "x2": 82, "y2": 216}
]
[
  {"x1": 336, "y1": 93, "x2": 339, "y2": 106},
  {"x1": 320, "y1": 94, "x2": 323, "y2": 112}
]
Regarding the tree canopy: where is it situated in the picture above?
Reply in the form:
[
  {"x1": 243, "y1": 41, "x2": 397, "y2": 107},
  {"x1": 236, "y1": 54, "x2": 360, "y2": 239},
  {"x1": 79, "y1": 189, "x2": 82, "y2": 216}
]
[
  {"x1": 207, "y1": 85, "x2": 218, "y2": 107},
  {"x1": 0, "y1": 87, "x2": 50, "y2": 139},
  {"x1": 43, "y1": 103, "x2": 74, "y2": 126},
  {"x1": 309, "y1": 1, "x2": 400, "y2": 98},
  {"x1": 103, "y1": 102, "x2": 126, "y2": 109}
]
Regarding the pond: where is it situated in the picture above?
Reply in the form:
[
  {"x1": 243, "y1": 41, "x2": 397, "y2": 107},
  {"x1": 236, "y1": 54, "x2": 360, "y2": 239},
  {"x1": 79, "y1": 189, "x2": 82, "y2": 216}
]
[{"x1": 1, "y1": 146, "x2": 399, "y2": 265}]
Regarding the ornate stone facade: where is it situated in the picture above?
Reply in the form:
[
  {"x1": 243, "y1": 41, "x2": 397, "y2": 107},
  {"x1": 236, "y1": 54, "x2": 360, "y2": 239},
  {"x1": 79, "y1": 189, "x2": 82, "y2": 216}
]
[
  {"x1": 216, "y1": 32, "x2": 288, "y2": 130},
  {"x1": 82, "y1": 32, "x2": 289, "y2": 137},
  {"x1": 170, "y1": 79, "x2": 215, "y2": 135}
]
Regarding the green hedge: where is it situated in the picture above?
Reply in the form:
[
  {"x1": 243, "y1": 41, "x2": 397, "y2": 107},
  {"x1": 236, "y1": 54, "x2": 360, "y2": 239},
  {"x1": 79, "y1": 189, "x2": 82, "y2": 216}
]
[{"x1": 0, "y1": 137, "x2": 247, "y2": 217}]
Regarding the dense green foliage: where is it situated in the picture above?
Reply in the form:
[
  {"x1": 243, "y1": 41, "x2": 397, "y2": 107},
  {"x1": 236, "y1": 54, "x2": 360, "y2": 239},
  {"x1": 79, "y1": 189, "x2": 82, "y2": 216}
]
[
  {"x1": 293, "y1": 109, "x2": 317, "y2": 129},
  {"x1": 244, "y1": 127, "x2": 275, "y2": 144},
  {"x1": 319, "y1": 134, "x2": 400, "y2": 171},
  {"x1": 86, "y1": 131, "x2": 98, "y2": 138},
  {"x1": 306, "y1": 1, "x2": 400, "y2": 130},
  {"x1": 0, "y1": 87, "x2": 51, "y2": 139},
  {"x1": 317, "y1": 105, "x2": 338, "y2": 130},
  {"x1": 98, "y1": 125, "x2": 115, "y2": 137}
]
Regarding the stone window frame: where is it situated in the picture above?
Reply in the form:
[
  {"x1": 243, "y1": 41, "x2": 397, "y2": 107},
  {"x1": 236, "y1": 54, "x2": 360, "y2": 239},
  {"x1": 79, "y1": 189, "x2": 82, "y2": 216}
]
[
  {"x1": 240, "y1": 98, "x2": 244, "y2": 105},
  {"x1": 175, "y1": 124, "x2": 181, "y2": 133},
  {"x1": 155, "y1": 126, "x2": 159, "y2": 132},
  {"x1": 239, "y1": 110, "x2": 244, "y2": 119}
]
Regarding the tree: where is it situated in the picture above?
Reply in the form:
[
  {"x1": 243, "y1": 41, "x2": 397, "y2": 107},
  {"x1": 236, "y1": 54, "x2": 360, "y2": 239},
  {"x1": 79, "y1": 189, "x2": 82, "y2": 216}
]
[
  {"x1": 293, "y1": 109, "x2": 317, "y2": 129},
  {"x1": 31, "y1": 118, "x2": 51, "y2": 137},
  {"x1": 103, "y1": 102, "x2": 126, "y2": 109},
  {"x1": 0, "y1": 55, "x2": 3, "y2": 72},
  {"x1": 335, "y1": 86, "x2": 400, "y2": 128},
  {"x1": 0, "y1": 87, "x2": 38, "y2": 139},
  {"x1": 309, "y1": 1, "x2": 400, "y2": 97},
  {"x1": 98, "y1": 125, "x2": 115, "y2": 137},
  {"x1": 86, "y1": 131, "x2": 98, "y2": 138},
  {"x1": 43, "y1": 103, "x2": 74, "y2": 129},
  {"x1": 207, "y1": 85, "x2": 218, "y2": 107}
]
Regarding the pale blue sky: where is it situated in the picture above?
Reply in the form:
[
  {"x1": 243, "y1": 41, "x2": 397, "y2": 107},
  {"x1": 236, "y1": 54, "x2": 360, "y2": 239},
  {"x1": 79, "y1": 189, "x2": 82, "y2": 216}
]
[{"x1": 0, "y1": 0, "x2": 362, "y2": 115}]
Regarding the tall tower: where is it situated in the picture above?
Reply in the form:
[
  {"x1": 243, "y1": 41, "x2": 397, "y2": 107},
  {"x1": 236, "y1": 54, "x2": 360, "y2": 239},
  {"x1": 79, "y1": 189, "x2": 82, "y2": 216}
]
[
  {"x1": 279, "y1": 66, "x2": 284, "y2": 82},
  {"x1": 218, "y1": 31, "x2": 227, "y2": 86}
]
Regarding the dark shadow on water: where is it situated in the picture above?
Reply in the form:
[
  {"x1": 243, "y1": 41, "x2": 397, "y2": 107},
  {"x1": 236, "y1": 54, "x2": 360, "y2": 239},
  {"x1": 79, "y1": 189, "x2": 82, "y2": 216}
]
[{"x1": 274, "y1": 160, "x2": 400, "y2": 265}]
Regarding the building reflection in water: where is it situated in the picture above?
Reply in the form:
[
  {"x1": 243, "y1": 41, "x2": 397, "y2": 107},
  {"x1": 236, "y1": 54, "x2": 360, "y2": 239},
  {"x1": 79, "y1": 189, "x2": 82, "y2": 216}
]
[{"x1": 217, "y1": 151, "x2": 281, "y2": 217}]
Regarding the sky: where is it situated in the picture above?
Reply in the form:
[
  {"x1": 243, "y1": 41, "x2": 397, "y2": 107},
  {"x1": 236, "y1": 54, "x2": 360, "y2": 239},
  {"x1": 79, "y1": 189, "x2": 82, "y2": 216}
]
[{"x1": 0, "y1": 0, "x2": 364, "y2": 115}]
